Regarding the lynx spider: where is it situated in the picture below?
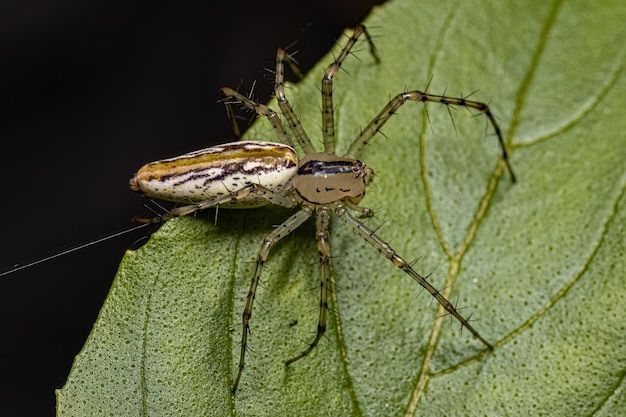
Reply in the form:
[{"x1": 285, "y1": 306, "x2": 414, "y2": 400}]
[{"x1": 130, "y1": 25, "x2": 516, "y2": 394}]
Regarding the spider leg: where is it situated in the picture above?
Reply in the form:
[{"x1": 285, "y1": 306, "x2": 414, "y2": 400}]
[
  {"x1": 220, "y1": 87, "x2": 295, "y2": 148},
  {"x1": 321, "y1": 25, "x2": 379, "y2": 154},
  {"x1": 285, "y1": 205, "x2": 331, "y2": 365},
  {"x1": 343, "y1": 199, "x2": 375, "y2": 218},
  {"x1": 344, "y1": 90, "x2": 516, "y2": 182},
  {"x1": 133, "y1": 183, "x2": 297, "y2": 224},
  {"x1": 333, "y1": 204, "x2": 493, "y2": 349},
  {"x1": 233, "y1": 205, "x2": 314, "y2": 394},
  {"x1": 223, "y1": 98, "x2": 243, "y2": 139},
  {"x1": 274, "y1": 48, "x2": 316, "y2": 154}
]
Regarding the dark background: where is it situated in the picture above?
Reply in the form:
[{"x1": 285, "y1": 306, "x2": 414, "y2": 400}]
[{"x1": 0, "y1": 1, "x2": 386, "y2": 415}]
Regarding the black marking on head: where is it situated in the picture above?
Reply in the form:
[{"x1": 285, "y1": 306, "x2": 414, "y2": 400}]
[{"x1": 297, "y1": 159, "x2": 360, "y2": 177}]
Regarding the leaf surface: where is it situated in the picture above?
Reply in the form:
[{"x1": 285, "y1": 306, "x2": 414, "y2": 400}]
[{"x1": 57, "y1": 0, "x2": 626, "y2": 415}]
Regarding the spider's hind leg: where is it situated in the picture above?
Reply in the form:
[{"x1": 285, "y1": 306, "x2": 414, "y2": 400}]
[
  {"x1": 133, "y1": 183, "x2": 297, "y2": 224},
  {"x1": 220, "y1": 86, "x2": 295, "y2": 149}
]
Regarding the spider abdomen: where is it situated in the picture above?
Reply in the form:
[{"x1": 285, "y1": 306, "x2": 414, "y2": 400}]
[
  {"x1": 129, "y1": 141, "x2": 298, "y2": 207},
  {"x1": 293, "y1": 153, "x2": 368, "y2": 205}
]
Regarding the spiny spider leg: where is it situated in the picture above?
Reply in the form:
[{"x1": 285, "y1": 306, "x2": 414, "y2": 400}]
[
  {"x1": 344, "y1": 90, "x2": 517, "y2": 182},
  {"x1": 274, "y1": 48, "x2": 316, "y2": 154},
  {"x1": 285, "y1": 205, "x2": 331, "y2": 365},
  {"x1": 233, "y1": 206, "x2": 314, "y2": 393},
  {"x1": 274, "y1": 24, "x2": 378, "y2": 155},
  {"x1": 220, "y1": 87, "x2": 295, "y2": 148},
  {"x1": 344, "y1": 199, "x2": 375, "y2": 218},
  {"x1": 322, "y1": 25, "x2": 379, "y2": 154},
  {"x1": 133, "y1": 183, "x2": 297, "y2": 224},
  {"x1": 223, "y1": 98, "x2": 243, "y2": 139},
  {"x1": 334, "y1": 203, "x2": 493, "y2": 349}
]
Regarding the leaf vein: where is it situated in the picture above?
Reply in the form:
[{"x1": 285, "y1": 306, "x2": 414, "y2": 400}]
[
  {"x1": 507, "y1": 0, "x2": 564, "y2": 143},
  {"x1": 497, "y1": 179, "x2": 626, "y2": 347}
]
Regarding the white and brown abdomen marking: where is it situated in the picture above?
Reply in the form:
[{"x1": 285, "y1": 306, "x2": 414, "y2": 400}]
[{"x1": 129, "y1": 141, "x2": 298, "y2": 207}]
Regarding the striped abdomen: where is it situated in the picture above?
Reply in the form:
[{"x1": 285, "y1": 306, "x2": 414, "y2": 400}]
[{"x1": 129, "y1": 141, "x2": 298, "y2": 207}]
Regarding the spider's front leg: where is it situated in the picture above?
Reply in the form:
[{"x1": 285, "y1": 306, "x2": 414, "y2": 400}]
[
  {"x1": 333, "y1": 204, "x2": 493, "y2": 349},
  {"x1": 344, "y1": 90, "x2": 517, "y2": 182},
  {"x1": 285, "y1": 205, "x2": 332, "y2": 365},
  {"x1": 233, "y1": 205, "x2": 313, "y2": 394}
]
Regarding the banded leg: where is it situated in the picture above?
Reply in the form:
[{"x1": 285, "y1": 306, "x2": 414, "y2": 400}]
[
  {"x1": 333, "y1": 204, "x2": 493, "y2": 349},
  {"x1": 321, "y1": 25, "x2": 379, "y2": 154},
  {"x1": 344, "y1": 90, "x2": 517, "y2": 182},
  {"x1": 274, "y1": 48, "x2": 316, "y2": 154},
  {"x1": 233, "y1": 205, "x2": 314, "y2": 393},
  {"x1": 133, "y1": 183, "x2": 297, "y2": 224},
  {"x1": 220, "y1": 87, "x2": 295, "y2": 148},
  {"x1": 285, "y1": 205, "x2": 331, "y2": 365}
]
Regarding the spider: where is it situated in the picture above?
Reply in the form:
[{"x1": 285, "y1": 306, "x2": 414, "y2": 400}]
[{"x1": 129, "y1": 25, "x2": 516, "y2": 394}]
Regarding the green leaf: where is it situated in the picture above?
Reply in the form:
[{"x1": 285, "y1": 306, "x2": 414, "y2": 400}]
[{"x1": 57, "y1": 0, "x2": 626, "y2": 415}]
